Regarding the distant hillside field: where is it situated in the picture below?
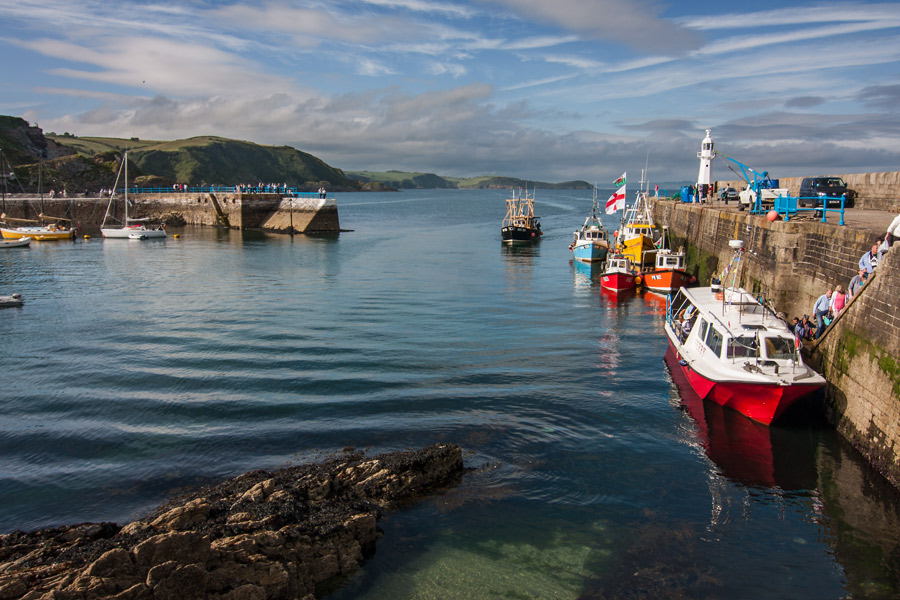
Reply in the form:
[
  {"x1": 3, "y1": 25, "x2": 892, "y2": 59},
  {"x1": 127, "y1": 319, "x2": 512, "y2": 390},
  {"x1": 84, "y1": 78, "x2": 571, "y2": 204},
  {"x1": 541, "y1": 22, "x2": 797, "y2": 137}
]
[
  {"x1": 1, "y1": 114, "x2": 591, "y2": 194},
  {"x1": 347, "y1": 170, "x2": 591, "y2": 190}
]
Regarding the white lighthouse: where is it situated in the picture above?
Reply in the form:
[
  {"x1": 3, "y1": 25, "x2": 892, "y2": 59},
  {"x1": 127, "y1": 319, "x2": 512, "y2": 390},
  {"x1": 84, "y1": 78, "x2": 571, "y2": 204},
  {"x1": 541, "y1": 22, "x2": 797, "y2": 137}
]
[{"x1": 697, "y1": 129, "x2": 715, "y2": 201}]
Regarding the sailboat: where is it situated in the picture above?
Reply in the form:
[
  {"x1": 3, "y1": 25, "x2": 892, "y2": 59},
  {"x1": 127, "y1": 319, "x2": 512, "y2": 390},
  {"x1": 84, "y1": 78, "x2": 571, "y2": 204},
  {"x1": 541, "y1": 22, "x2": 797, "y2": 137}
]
[
  {"x1": 569, "y1": 186, "x2": 609, "y2": 262},
  {"x1": 101, "y1": 151, "x2": 166, "y2": 239},
  {"x1": 0, "y1": 149, "x2": 76, "y2": 241}
]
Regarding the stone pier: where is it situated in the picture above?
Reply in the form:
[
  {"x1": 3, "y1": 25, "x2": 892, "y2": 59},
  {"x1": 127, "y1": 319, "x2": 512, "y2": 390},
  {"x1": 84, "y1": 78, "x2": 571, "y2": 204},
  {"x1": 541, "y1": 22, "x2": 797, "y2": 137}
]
[{"x1": 0, "y1": 191, "x2": 341, "y2": 233}]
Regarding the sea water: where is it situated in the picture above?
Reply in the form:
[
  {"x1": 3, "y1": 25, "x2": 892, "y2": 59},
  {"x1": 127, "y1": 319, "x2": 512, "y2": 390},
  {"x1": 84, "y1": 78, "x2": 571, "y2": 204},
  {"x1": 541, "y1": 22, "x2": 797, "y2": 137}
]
[{"x1": 1, "y1": 189, "x2": 900, "y2": 599}]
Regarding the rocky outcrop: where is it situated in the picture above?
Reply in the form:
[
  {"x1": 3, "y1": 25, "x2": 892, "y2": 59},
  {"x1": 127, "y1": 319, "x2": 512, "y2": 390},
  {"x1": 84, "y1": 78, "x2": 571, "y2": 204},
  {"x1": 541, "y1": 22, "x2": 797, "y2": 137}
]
[{"x1": 0, "y1": 444, "x2": 463, "y2": 600}]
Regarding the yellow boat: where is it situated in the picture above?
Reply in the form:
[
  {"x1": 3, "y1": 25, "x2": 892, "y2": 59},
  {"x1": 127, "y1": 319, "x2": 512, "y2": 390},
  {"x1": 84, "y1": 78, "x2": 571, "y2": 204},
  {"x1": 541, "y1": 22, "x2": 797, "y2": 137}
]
[
  {"x1": 0, "y1": 214, "x2": 76, "y2": 241},
  {"x1": 616, "y1": 188, "x2": 658, "y2": 269}
]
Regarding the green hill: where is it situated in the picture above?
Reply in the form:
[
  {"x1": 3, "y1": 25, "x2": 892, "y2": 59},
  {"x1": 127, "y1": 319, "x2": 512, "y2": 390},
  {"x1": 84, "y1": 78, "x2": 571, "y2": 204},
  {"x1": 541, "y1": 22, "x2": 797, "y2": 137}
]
[
  {"x1": 1, "y1": 115, "x2": 591, "y2": 193},
  {"x1": 48, "y1": 135, "x2": 358, "y2": 191},
  {"x1": 347, "y1": 170, "x2": 591, "y2": 189}
]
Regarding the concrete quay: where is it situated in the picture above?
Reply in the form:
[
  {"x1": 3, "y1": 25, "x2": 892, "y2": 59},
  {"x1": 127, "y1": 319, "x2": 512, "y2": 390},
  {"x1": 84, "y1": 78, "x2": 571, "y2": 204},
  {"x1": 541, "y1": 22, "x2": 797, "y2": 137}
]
[
  {"x1": 0, "y1": 190, "x2": 342, "y2": 234},
  {"x1": 654, "y1": 199, "x2": 900, "y2": 488}
]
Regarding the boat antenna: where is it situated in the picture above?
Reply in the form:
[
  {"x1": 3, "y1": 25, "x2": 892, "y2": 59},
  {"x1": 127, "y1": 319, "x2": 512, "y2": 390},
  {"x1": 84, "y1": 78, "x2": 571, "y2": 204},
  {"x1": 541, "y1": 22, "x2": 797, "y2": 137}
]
[{"x1": 643, "y1": 150, "x2": 650, "y2": 194}]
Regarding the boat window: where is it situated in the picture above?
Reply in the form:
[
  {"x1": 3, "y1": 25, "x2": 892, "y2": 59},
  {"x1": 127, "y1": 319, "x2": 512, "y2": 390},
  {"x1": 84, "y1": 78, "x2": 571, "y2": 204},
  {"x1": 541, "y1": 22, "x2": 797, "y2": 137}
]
[
  {"x1": 705, "y1": 325, "x2": 724, "y2": 357},
  {"x1": 763, "y1": 336, "x2": 795, "y2": 360},
  {"x1": 727, "y1": 336, "x2": 757, "y2": 359},
  {"x1": 696, "y1": 317, "x2": 708, "y2": 340}
]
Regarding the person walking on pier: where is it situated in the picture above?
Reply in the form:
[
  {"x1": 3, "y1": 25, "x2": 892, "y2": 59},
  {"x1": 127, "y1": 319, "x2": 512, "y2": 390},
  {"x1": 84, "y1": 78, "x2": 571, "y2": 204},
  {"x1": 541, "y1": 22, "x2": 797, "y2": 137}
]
[
  {"x1": 887, "y1": 212, "x2": 900, "y2": 247},
  {"x1": 849, "y1": 268, "x2": 866, "y2": 298},
  {"x1": 814, "y1": 288, "x2": 832, "y2": 339},
  {"x1": 859, "y1": 244, "x2": 879, "y2": 278}
]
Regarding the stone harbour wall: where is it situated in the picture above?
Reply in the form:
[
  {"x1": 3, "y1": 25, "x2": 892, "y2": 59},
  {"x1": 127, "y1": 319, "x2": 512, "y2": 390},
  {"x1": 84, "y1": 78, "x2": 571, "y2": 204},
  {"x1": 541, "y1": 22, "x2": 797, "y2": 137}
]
[
  {"x1": 653, "y1": 200, "x2": 873, "y2": 319},
  {"x1": 0, "y1": 192, "x2": 342, "y2": 233},
  {"x1": 808, "y1": 245, "x2": 900, "y2": 488}
]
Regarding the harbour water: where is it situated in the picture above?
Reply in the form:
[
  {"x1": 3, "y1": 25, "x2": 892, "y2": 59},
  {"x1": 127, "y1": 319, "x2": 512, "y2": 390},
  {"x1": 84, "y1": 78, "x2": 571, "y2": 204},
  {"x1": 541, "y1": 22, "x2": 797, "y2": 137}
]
[{"x1": 2, "y1": 189, "x2": 900, "y2": 598}]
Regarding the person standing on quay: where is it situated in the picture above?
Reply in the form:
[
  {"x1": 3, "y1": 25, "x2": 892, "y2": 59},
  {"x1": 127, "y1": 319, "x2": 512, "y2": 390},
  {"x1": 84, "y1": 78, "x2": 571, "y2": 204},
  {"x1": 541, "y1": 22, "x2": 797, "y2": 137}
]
[
  {"x1": 887, "y1": 212, "x2": 900, "y2": 246},
  {"x1": 814, "y1": 288, "x2": 832, "y2": 339}
]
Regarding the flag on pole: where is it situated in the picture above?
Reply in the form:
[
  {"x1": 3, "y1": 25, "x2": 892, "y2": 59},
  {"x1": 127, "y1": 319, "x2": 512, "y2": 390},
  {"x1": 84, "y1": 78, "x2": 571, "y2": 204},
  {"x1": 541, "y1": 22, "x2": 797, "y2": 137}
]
[
  {"x1": 613, "y1": 172, "x2": 626, "y2": 187},
  {"x1": 606, "y1": 184, "x2": 626, "y2": 214}
]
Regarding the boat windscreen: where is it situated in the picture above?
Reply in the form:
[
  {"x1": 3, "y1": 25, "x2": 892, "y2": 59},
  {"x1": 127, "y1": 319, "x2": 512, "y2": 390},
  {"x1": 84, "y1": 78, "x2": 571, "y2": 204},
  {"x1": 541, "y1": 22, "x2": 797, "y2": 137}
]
[
  {"x1": 763, "y1": 336, "x2": 795, "y2": 360},
  {"x1": 727, "y1": 335, "x2": 757, "y2": 359}
]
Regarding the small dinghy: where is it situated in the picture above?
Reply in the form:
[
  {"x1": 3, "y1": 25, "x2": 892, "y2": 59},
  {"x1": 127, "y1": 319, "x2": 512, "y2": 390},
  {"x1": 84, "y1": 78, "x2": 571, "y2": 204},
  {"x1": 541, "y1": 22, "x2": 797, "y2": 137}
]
[{"x1": 0, "y1": 293, "x2": 25, "y2": 308}]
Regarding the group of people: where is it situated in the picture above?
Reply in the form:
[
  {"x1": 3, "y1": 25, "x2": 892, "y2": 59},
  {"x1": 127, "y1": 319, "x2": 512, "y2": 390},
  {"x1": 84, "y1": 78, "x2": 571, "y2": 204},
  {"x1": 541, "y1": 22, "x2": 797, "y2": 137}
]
[{"x1": 801, "y1": 212, "x2": 900, "y2": 342}]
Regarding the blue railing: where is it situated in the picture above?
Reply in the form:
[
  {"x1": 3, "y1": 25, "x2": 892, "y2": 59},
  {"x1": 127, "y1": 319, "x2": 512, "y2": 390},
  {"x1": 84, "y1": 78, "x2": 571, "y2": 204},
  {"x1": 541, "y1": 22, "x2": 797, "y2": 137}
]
[
  {"x1": 115, "y1": 186, "x2": 331, "y2": 199},
  {"x1": 773, "y1": 194, "x2": 846, "y2": 225}
]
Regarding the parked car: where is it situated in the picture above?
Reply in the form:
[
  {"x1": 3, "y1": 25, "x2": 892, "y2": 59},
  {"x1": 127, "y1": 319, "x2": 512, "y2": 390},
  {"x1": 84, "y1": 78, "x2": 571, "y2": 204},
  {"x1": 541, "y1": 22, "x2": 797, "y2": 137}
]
[
  {"x1": 719, "y1": 186, "x2": 739, "y2": 202},
  {"x1": 799, "y1": 176, "x2": 853, "y2": 207}
]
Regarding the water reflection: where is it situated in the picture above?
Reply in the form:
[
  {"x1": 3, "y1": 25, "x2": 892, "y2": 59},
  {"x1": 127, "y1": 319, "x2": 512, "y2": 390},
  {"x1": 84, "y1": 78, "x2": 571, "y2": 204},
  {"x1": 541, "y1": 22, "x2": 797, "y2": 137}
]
[
  {"x1": 664, "y1": 346, "x2": 817, "y2": 490},
  {"x1": 664, "y1": 344, "x2": 900, "y2": 597}
]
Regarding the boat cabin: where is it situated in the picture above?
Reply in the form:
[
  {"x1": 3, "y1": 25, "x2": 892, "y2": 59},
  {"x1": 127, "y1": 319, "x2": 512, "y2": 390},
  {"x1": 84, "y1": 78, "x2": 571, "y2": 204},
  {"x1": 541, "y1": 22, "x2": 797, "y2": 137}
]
[
  {"x1": 607, "y1": 255, "x2": 633, "y2": 273},
  {"x1": 655, "y1": 250, "x2": 684, "y2": 271},
  {"x1": 667, "y1": 287, "x2": 801, "y2": 368}
]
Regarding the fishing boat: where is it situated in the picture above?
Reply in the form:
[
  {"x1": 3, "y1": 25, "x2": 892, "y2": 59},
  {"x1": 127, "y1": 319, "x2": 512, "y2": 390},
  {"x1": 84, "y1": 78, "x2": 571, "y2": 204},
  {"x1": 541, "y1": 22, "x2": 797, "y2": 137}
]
[
  {"x1": 0, "y1": 236, "x2": 31, "y2": 248},
  {"x1": 569, "y1": 187, "x2": 609, "y2": 262},
  {"x1": 641, "y1": 227, "x2": 693, "y2": 294},
  {"x1": 665, "y1": 240, "x2": 825, "y2": 425},
  {"x1": 101, "y1": 151, "x2": 167, "y2": 239},
  {"x1": 617, "y1": 172, "x2": 658, "y2": 269},
  {"x1": 501, "y1": 187, "x2": 542, "y2": 242},
  {"x1": 1, "y1": 215, "x2": 76, "y2": 241},
  {"x1": 600, "y1": 255, "x2": 637, "y2": 293}
]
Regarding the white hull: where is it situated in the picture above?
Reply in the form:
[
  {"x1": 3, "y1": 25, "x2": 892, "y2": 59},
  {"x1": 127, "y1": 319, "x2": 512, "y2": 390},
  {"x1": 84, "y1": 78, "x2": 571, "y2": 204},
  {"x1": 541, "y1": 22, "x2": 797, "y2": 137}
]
[
  {"x1": 102, "y1": 227, "x2": 167, "y2": 239},
  {"x1": 0, "y1": 237, "x2": 31, "y2": 248}
]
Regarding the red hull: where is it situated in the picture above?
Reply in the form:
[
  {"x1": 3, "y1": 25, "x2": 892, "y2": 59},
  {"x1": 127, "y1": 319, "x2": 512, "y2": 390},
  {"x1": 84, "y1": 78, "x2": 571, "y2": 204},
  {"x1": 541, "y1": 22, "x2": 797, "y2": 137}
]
[
  {"x1": 668, "y1": 342, "x2": 823, "y2": 425},
  {"x1": 600, "y1": 271, "x2": 635, "y2": 292},
  {"x1": 642, "y1": 268, "x2": 693, "y2": 293}
]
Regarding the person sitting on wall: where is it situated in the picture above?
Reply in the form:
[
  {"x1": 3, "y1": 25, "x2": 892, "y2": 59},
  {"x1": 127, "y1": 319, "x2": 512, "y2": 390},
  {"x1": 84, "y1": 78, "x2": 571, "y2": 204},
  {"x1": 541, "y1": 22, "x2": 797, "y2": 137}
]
[
  {"x1": 800, "y1": 315, "x2": 815, "y2": 341},
  {"x1": 859, "y1": 243, "x2": 880, "y2": 278},
  {"x1": 813, "y1": 288, "x2": 832, "y2": 339}
]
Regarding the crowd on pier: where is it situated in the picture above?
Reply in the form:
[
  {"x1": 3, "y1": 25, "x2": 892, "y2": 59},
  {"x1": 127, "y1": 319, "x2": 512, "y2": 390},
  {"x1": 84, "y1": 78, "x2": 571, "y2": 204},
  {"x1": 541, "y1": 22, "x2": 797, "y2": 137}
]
[{"x1": 795, "y1": 212, "x2": 900, "y2": 342}]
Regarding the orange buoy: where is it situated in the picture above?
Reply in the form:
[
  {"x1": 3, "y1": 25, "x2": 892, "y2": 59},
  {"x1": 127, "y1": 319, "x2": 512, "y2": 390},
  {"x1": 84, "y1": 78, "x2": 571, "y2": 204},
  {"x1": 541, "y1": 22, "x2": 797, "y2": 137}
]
[{"x1": 766, "y1": 210, "x2": 778, "y2": 222}]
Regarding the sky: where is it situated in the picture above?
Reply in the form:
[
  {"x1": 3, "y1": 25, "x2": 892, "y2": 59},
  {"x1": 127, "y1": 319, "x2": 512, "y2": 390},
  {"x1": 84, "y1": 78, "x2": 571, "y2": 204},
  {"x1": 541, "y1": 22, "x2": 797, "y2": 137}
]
[{"x1": 2, "y1": 0, "x2": 900, "y2": 184}]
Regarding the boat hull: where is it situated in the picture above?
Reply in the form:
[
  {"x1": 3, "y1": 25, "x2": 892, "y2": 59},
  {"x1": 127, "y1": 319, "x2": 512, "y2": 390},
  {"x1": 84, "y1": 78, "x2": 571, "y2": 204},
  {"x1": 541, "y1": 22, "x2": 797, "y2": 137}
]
[
  {"x1": 102, "y1": 227, "x2": 167, "y2": 239},
  {"x1": 572, "y1": 241, "x2": 608, "y2": 262},
  {"x1": 643, "y1": 268, "x2": 692, "y2": 293},
  {"x1": 668, "y1": 339, "x2": 824, "y2": 425},
  {"x1": 0, "y1": 237, "x2": 31, "y2": 248},
  {"x1": 600, "y1": 271, "x2": 636, "y2": 292},
  {"x1": 501, "y1": 226, "x2": 541, "y2": 242},
  {"x1": 1, "y1": 228, "x2": 74, "y2": 241},
  {"x1": 621, "y1": 233, "x2": 656, "y2": 266}
]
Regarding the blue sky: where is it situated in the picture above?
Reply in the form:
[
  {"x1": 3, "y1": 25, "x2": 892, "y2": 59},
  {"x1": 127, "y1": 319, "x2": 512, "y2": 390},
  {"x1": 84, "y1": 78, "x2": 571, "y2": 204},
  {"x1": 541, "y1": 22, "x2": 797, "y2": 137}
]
[{"x1": 2, "y1": 0, "x2": 899, "y2": 184}]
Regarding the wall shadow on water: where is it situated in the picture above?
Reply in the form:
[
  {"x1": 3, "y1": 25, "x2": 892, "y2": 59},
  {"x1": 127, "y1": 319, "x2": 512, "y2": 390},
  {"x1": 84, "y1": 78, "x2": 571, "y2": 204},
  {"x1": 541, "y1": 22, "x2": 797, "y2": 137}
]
[{"x1": 578, "y1": 348, "x2": 900, "y2": 600}]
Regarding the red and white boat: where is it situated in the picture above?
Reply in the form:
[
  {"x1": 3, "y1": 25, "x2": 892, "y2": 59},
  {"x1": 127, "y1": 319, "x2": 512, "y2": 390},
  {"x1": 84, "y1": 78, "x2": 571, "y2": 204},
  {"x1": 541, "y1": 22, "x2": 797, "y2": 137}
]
[
  {"x1": 600, "y1": 255, "x2": 636, "y2": 293},
  {"x1": 664, "y1": 241, "x2": 825, "y2": 425}
]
